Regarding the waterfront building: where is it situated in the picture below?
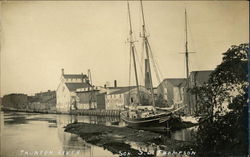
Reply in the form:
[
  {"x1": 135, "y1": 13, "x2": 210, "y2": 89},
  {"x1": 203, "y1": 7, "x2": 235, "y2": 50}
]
[
  {"x1": 28, "y1": 90, "x2": 56, "y2": 111},
  {"x1": 75, "y1": 86, "x2": 106, "y2": 110},
  {"x1": 188, "y1": 70, "x2": 213, "y2": 114},
  {"x1": 157, "y1": 78, "x2": 187, "y2": 108},
  {"x1": 157, "y1": 70, "x2": 213, "y2": 115},
  {"x1": 35, "y1": 90, "x2": 56, "y2": 101},
  {"x1": 105, "y1": 86, "x2": 150, "y2": 110},
  {"x1": 56, "y1": 69, "x2": 91, "y2": 113},
  {"x1": 2, "y1": 94, "x2": 28, "y2": 109}
]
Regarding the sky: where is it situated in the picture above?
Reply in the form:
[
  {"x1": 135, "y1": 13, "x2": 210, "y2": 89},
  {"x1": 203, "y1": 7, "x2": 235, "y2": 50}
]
[{"x1": 0, "y1": 1, "x2": 249, "y2": 96}]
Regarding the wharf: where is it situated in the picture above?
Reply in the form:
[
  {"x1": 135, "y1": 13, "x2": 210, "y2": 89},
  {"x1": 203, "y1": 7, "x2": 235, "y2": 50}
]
[
  {"x1": 1, "y1": 107, "x2": 121, "y2": 117},
  {"x1": 70, "y1": 109, "x2": 121, "y2": 116}
]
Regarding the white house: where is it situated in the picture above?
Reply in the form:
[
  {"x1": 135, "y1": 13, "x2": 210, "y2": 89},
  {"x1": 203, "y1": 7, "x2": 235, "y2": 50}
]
[{"x1": 56, "y1": 69, "x2": 91, "y2": 113}]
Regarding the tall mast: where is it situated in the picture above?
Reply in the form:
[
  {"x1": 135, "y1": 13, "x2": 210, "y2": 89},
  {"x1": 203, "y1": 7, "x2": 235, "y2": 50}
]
[
  {"x1": 127, "y1": 1, "x2": 141, "y2": 104},
  {"x1": 184, "y1": 9, "x2": 191, "y2": 114},
  {"x1": 140, "y1": 0, "x2": 155, "y2": 106},
  {"x1": 185, "y1": 9, "x2": 189, "y2": 80}
]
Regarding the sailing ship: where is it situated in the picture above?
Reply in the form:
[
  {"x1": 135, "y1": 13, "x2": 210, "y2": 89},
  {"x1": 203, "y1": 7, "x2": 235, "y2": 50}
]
[{"x1": 120, "y1": 0, "x2": 179, "y2": 129}]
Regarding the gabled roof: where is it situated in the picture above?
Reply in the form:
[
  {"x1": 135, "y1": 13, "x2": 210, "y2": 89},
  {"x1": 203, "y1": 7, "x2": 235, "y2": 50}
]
[
  {"x1": 63, "y1": 74, "x2": 87, "y2": 79},
  {"x1": 65, "y1": 83, "x2": 91, "y2": 92}
]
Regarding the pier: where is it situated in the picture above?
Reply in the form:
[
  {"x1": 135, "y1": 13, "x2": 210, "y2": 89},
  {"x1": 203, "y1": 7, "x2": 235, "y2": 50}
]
[
  {"x1": 1, "y1": 107, "x2": 121, "y2": 117},
  {"x1": 70, "y1": 109, "x2": 121, "y2": 116}
]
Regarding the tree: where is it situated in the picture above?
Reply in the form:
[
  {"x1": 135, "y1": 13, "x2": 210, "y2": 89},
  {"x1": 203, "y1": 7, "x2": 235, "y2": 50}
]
[{"x1": 190, "y1": 43, "x2": 248, "y2": 156}]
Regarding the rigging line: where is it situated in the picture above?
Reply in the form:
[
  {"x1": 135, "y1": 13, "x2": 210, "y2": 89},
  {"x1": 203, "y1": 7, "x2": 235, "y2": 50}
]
[
  {"x1": 147, "y1": 40, "x2": 162, "y2": 84},
  {"x1": 135, "y1": 45, "x2": 144, "y2": 77},
  {"x1": 149, "y1": 49, "x2": 161, "y2": 86},
  {"x1": 134, "y1": 45, "x2": 144, "y2": 85},
  {"x1": 127, "y1": 1, "x2": 133, "y2": 100},
  {"x1": 141, "y1": 37, "x2": 145, "y2": 84},
  {"x1": 147, "y1": 41, "x2": 169, "y2": 96},
  {"x1": 140, "y1": 0, "x2": 155, "y2": 106},
  {"x1": 129, "y1": 43, "x2": 132, "y2": 87},
  {"x1": 148, "y1": 43, "x2": 164, "y2": 80},
  {"x1": 127, "y1": 1, "x2": 141, "y2": 104},
  {"x1": 128, "y1": 45, "x2": 133, "y2": 101}
]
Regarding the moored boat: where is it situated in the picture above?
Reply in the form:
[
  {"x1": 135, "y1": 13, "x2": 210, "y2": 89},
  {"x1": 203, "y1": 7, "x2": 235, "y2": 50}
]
[
  {"x1": 120, "y1": 0, "x2": 175, "y2": 130},
  {"x1": 120, "y1": 106, "x2": 172, "y2": 128}
]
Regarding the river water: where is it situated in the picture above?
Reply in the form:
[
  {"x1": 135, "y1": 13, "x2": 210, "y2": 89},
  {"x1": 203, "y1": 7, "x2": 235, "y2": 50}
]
[{"x1": 0, "y1": 111, "x2": 196, "y2": 157}]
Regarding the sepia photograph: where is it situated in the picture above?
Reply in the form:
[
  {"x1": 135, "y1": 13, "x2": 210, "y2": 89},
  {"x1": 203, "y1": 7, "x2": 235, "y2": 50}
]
[{"x1": 0, "y1": 0, "x2": 249, "y2": 157}]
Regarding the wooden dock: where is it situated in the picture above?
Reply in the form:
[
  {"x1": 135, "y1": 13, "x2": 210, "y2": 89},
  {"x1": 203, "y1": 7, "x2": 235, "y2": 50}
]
[
  {"x1": 1, "y1": 107, "x2": 121, "y2": 117},
  {"x1": 70, "y1": 109, "x2": 121, "y2": 117}
]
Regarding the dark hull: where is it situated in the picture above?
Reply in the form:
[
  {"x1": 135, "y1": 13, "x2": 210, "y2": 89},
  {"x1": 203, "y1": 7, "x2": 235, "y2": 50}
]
[{"x1": 120, "y1": 111, "x2": 172, "y2": 128}]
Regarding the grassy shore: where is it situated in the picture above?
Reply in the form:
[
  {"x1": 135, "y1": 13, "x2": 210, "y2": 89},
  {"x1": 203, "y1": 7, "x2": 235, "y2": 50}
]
[{"x1": 65, "y1": 122, "x2": 195, "y2": 156}]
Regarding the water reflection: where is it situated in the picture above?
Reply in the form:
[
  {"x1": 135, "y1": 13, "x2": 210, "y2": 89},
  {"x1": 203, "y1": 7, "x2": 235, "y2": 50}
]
[
  {"x1": 0, "y1": 111, "x2": 195, "y2": 157},
  {"x1": 171, "y1": 126, "x2": 197, "y2": 141},
  {"x1": 65, "y1": 115, "x2": 126, "y2": 127},
  {"x1": 0, "y1": 111, "x2": 118, "y2": 157}
]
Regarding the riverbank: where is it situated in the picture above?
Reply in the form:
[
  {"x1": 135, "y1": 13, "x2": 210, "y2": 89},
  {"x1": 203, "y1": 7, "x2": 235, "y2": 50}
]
[
  {"x1": 1, "y1": 107, "x2": 120, "y2": 116},
  {"x1": 65, "y1": 122, "x2": 195, "y2": 156}
]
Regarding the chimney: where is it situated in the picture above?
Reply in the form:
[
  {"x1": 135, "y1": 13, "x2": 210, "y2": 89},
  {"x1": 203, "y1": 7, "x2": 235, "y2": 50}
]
[
  {"x1": 81, "y1": 73, "x2": 84, "y2": 83},
  {"x1": 61, "y1": 68, "x2": 64, "y2": 75},
  {"x1": 114, "y1": 80, "x2": 117, "y2": 88}
]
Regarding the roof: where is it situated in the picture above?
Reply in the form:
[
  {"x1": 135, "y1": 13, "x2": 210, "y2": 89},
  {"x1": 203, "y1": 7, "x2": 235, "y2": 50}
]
[
  {"x1": 65, "y1": 83, "x2": 91, "y2": 92},
  {"x1": 63, "y1": 74, "x2": 87, "y2": 79},
  {"x1": 161, "y1": 78, "x2": 187, "y2": 87},
  {"x1": 109, "y1": 86, "x2": 137, "y2": 95},
  {"x1": 106, "y1": 86, "x2": 132, "y2": 89}
]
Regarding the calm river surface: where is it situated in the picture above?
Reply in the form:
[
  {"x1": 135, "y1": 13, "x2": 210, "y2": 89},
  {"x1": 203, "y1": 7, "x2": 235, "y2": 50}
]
[{"x1": 0, "y1": 111, "x2": 196, "y2": 157}]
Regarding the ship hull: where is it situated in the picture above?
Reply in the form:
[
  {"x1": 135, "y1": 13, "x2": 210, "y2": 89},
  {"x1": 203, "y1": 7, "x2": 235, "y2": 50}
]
[{"x1": 120, "y1": 111, "x2": 172, "y2": 128}]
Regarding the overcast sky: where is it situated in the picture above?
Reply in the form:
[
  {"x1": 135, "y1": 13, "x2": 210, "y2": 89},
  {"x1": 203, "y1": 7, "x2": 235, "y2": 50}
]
[{"x1": 1, "y1": 1, "x2": 249, "y2": 96}]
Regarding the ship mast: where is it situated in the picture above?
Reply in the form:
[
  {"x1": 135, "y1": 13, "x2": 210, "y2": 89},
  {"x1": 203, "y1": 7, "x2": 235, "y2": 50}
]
[
  {"x1": 140, "y1": 0, "x2": 155, "y2": 106},
  {"x1": 185, "y1": 9, "x2": 189, "y2": 80},
  {"x1": 184, "y1": 9, "x2": 191, "y2": 114},
  {"x1": 127, "y1": 2, "x2": 141, "y2": 104}
]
